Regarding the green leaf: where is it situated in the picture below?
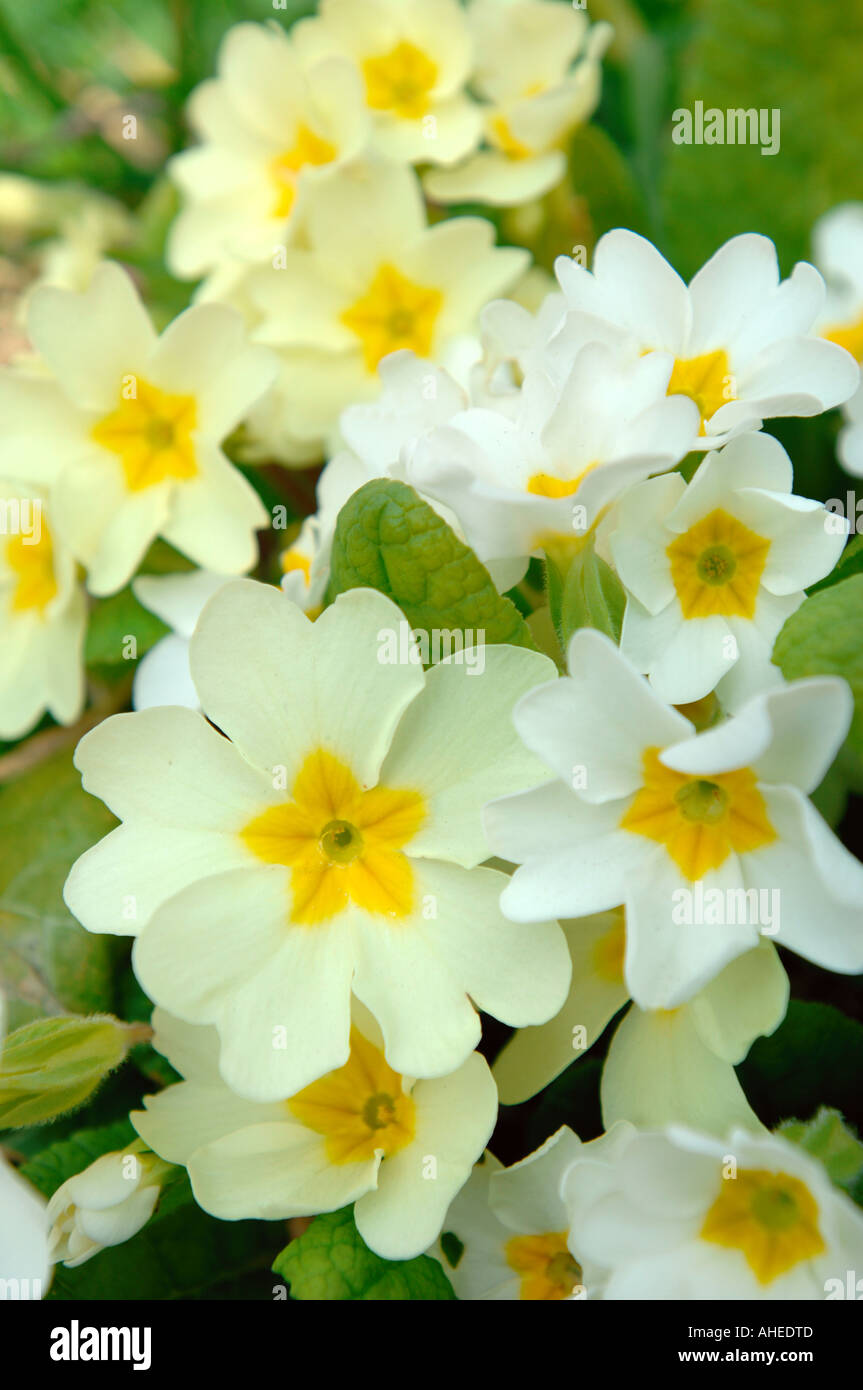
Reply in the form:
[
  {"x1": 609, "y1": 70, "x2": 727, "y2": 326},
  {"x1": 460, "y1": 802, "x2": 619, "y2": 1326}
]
[
  {"x1": 325, "y1": 479, "x2": 537, "y2": 652},
  {"x1": 738, "y1": 1001, "x2": 863, "y2": 1133},
  {"x1": 85, "y1": 588, "x2": 169, "y2": 667},
  {"x1": 772, "y1": 575, "x2": 863, "y2": 755},
  {"x1": 0, "y1": 1014, "x2": 134, "y2": 1127},
  {"x1": 558, "y1": 538, "x2": 626, "y2": 648},
  {"x1": 662, "y1": 0, "x2": 863, "y2": 277},
  {"x1": 0, "y1": 751, "x2": 122, "y2": 1027},
  {"x1": 273, "y1": 1207, "x2": 456, "y2": 1300},
  {"x1": 778, "y1": 1107, "x2": 863, "y2": 1193}
]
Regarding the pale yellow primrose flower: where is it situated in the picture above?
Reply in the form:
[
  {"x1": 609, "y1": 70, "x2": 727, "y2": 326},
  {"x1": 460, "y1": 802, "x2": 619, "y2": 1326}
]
[
  {"x1": 133, "y1": 1006, "x2": 497, "y2": 1261},
  {"x1": 292, "y1": 0, "x2": 482, "y2": 167},
  {"x1": 493, "y1": 910, "x2": 786, "y2": 1137},
  {"x1": 562, "y1": 1125, "x2": 863, "y2": 1300},
  {"x1": 0, "y1": 482, "x2": 85, "y2": 739},
  {"x1": 167, "y1": 21, "x2": 370, "y2": 282},
  {"x1": 245, "y1": 159, "x2": 528, "y2": 461},
  {"x1": 426, "y1": 0, "x2": 612, "y2": 207},
  {"x1": 0, "y1": 263, "x2": 277, "y2": 596},
  {"x1": 64, "y1": 582, "x2": 569, "y2": 1101}
]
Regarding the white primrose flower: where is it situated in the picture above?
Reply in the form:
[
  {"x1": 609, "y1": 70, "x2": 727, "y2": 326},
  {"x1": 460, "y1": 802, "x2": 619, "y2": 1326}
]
[
  {"x1": 167, "y1": 22, "x2": 370, "y2": 281},
  {"x1": 0, "y1": 263, "x2": 276, "y2": 596},
  {"x1": 554, "y1": 230, "x2": 860, "y2": 444},
  {"x1": 494, "y1": 910, "x2": 785, "y2": 1137},
  {"x1": 432, "y1": 1125, "x2": 624, "y2": 1300},
  {"x1": 133, "y1": 1006, "x2": 496, "y2": 1260},
  {"x1": 0, "y1": 483, "x2": 86, "y2": 739},
  {"x1": 426, "y1": 0, "x2": 612, "y2": 208},
  {"x1": 812, "y1": 202, "x2": 863, "y2": 476},
  {"x1": 562, "y1": 1125, "x2": 863, "y2": 1300},
  {"x1": 46, "y1": 1142, "x2": 171, "y2": 1268},
  {"x1": 0, "y1": 991, "x2": 50, "y2": 1297},
  {"x1": 64, "y1": 582, "x2": 569, "y2": 1100},
  {"x1": 132, "y1": 570, "x2": 235, "y2": 712},
  {"x1": 609, "y1": 432, "x2": 848, "y2": 710},
  {"x1": 292, "y1": 0, "x2": 482, "y2": 168},
  {"x1": 409, "y1": 342, "x2": 700, "y2": 573},
  {"x1": 245, "y1": 159, "x2": 528, "y2": 459},
  {"x1": 484, "y1": 629, "x2": 863, "y2": 1010}
]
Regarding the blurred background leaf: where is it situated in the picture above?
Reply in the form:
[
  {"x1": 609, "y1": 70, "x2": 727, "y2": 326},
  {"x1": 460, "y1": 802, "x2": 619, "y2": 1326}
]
[
  {"x1": 661, "y1": 0, "x2": 863, "y2": 275},
  {"x1": 0, "y1": 749, "x2": 122, "y2": 1029}
]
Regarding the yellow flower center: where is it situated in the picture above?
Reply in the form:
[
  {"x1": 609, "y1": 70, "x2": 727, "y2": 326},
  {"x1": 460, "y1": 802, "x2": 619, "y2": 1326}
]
[
  {"x1": 91, "y1": 377, "x2": 198, "y2": 493},
  {"x1": 822, "y1": 309, "x2": 863, "y2": 362},
  {"x1": 341, "y1": 263, "x2": 443, "y2": 373},
  {"x1": 362, "y1": 41, "x2": 438, "y2": 119},
  {"x1": 667, "y1": 347, "x2": 734, "y2": 431},
  {"x1": 5, "y1": 523, "x2": 58, "y2": 615},
  {"x1": 288, "y1": 1027, "x2": 416, "y2": 1164},
  {"x1": 505, "y1": 1232, "x2": 582, "y2": 1300},
  {"x1": 240, "y1": 748, "x2": 426, "y2": 925},
  {"x1": 620, "y1": 747, "x2": 775, "y2": 881},
  {"x1": 700, "y1": 1169, "x2": 825, "y2": 1285},
  {"x1": 591, "y1": 910, "x2": 627, "y2": 984},
  {"x1": 269, "y1": 125, "x2": 337, "y2": 219},
  {"x1": 667, "y1": 508, "x2": 770, "y2": 620}
]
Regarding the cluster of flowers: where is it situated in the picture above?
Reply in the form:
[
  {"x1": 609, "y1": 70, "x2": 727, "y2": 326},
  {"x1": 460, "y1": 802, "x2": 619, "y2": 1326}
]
[
  {"x1": 167, "y1": 0, "x2": 611, "y2": 462},
  {"x1": 2, "y1": 4, "x2": 863, "y2": 1303}
]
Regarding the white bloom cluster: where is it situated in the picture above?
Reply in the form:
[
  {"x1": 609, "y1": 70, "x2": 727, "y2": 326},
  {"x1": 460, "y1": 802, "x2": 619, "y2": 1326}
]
[
  {"x1": 165, "y1": 1, "x2": 611, "y2": 462},
  {"x1": 50, "y1": 223, "x2": 863, "y2": 1290},
  {"x1": 435, "y1": 1123, "x2": 863, "y2": 1301},
  {"x1": 2, "y1": 6, "x2": 861, "y2": 1304}
]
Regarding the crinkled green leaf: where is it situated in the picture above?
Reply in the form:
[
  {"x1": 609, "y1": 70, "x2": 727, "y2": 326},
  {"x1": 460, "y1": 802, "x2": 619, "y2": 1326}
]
[
  {"x1": 326, "y1": 479, "x2": 536, "y2": 651},
  {"x1": 0, "y1": 751, "x2": 122, "y2": 1027},
  {"x1": 273, "y1": 1206, "x2": 456, "y2": 1301},
  {"x1": 662, "y1": 0, "x2": 863, "y2": 276},
  {"x1": 778, "y1": 1107, "x2": 863, "y2": 1193},
  {"x1": 0, "y1": 1014, "x2": 132, "y2": 1127},
  {"x1": 772, "y1": 575, "x2": 863, "y2": 756}
]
